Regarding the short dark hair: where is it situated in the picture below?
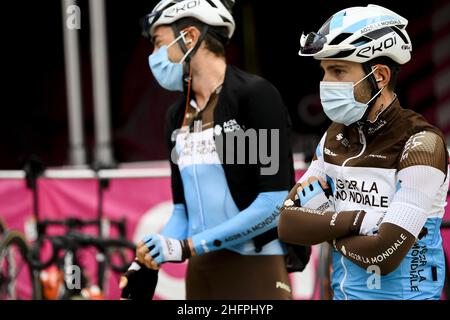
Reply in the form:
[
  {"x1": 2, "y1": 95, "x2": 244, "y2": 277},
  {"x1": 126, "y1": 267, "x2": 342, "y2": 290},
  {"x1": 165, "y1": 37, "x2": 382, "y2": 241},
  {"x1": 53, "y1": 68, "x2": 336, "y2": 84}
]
[
  {"x1": 174, "y1": 18, "x2": 227, "y2": 58},
  {"x1": 365, "y1": 56, "x2": 401, "y2": 91}
]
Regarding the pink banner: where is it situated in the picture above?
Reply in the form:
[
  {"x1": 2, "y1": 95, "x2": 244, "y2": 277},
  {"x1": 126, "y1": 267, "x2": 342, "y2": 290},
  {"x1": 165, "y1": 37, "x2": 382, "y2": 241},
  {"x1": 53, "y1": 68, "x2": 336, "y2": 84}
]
[
  {"x1": 0, "y1": 168, "x2": 449, "y2": 300},
  {"x1": 0, "y1": 179, "x2": 33, "y2": 232}
]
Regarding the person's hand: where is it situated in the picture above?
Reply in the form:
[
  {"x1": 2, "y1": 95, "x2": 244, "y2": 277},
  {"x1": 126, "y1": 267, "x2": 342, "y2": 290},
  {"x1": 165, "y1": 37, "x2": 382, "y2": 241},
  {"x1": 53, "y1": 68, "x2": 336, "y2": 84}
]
[
  {"x1": 136, "y1": 240, "x2": 160, "y2": 270},
  {"x1": 284, "y1": 176, "x2": 335, "y2": 212},
  {"x1": 358, "y1": 211, "x2": 428, "y2": 238},
  {"x1": 119, "y1": 260, "x2": 158, "y2": 300},
  {"x1": 137, "y1": 233, "x2": 191, "y2": 267},
  {"x1": 359, "y1": 210, "x2": 385, "y2": 236}
]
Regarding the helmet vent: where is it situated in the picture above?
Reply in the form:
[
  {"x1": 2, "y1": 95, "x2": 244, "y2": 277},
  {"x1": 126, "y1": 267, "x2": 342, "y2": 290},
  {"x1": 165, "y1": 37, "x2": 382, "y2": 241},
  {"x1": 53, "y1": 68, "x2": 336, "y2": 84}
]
[
  {"x1": 329, "y1": 32, "x2": 352, "y2": 45},
  {"x1": 219, "y1": 14, "x2": 233, "y2": 24},
  {"x1": 350, "y1": 36, "x2": 371, "y2": 46},
  {"x1": 327, "y1": 48, "x2": 356, "y2": 58},
  {"x1": 221, "y1": 0, "x2": 235, "y2": 11},
  {"x1": 392, "y1": 26, "x2": 410, "y2": 44},
  {"x1": 205, "y1": 0, "x2": 217, "y2": 8},
  {"x1": 365, "y1": 27, "x2": 393, "y2": 40}
]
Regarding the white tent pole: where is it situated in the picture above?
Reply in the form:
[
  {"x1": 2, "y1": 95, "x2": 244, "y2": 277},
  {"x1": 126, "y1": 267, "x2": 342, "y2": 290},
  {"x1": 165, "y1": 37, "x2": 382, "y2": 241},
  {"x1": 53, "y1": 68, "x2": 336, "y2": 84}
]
[
  {"x1": 89, "y1": 0, "x2": 114, "y2": 167},
  {"x1": 62, "y1": 0, "x2": 87, "y2": 165}
]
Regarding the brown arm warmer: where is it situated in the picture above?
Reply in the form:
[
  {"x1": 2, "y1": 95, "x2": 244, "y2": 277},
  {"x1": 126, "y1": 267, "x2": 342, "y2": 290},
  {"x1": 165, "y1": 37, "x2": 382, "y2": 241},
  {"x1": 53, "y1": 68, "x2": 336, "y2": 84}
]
[
  {"x1": 333, "y1": 223, "x2": 415, "y2": 275},
  {"x1": 278, "y1": 206, "x2": 366, "y2": 245}
]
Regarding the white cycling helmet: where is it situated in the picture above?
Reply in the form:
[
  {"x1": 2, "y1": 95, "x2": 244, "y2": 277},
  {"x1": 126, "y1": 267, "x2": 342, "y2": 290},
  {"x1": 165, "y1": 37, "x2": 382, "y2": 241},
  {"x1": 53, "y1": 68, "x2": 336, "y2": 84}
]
[
  {"x1": 299, "y1": 4, "x2": 412, "y2": 64},
  {"x1": 142, "y1": 0, "x2": 235, "y2": 40}
]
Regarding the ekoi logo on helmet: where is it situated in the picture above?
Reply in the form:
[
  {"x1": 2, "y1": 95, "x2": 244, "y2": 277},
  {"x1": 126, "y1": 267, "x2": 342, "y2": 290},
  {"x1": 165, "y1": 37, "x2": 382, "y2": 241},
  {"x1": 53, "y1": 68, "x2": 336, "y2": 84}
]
[
  {"x1": 164, "y1": 0, "x2": 201, "y2": 18},
  {"x1": 356, "y1": 35, "x2": 399, "y2": 59}
]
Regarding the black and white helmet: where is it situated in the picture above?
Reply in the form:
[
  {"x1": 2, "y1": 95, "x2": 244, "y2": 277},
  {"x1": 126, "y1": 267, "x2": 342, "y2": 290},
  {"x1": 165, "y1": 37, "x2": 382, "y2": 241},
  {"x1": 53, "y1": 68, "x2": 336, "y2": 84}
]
[
  {"x1": 299, "y1": 4, "x2": 412, "y2": 64},
  {"x1": 142, "y1": 0, "x2": 235, "y2": 40}
]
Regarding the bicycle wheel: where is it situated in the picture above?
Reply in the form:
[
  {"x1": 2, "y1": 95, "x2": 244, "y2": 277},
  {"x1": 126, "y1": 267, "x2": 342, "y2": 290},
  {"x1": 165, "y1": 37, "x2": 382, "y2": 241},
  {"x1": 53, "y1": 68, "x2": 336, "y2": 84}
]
[
  {"x1": 99, "y1": 242, "x2": 135, "y2": 297},
  {"x1": 107, "y1": 244, "x2": 136, "y2": 274},
  {"x1": 0, "y1": 231, "x2": 42, "y2": 300}
]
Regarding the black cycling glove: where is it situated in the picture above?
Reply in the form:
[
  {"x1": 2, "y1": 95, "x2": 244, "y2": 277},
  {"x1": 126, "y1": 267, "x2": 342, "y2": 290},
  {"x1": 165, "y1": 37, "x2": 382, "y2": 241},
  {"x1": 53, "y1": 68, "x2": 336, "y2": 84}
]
[{"x1": 120, "y1": 261, "x2": 158, "y2": 300}]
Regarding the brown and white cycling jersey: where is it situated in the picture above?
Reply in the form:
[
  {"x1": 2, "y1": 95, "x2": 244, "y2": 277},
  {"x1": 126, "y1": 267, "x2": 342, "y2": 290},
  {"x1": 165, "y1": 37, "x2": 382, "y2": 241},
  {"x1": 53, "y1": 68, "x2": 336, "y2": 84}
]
[{"x1": 279, "y1": 97, "x2": 449, "y2": 299}]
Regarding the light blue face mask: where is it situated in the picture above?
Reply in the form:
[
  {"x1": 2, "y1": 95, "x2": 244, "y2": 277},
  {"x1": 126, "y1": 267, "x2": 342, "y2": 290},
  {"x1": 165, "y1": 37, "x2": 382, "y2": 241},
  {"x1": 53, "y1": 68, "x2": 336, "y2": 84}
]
[
  {"x1": 148, "y1": 32, "x2": 194, "y2": 92},
  {"x1": 320, "y1": 67, "x2": 384, "y2": 126}
]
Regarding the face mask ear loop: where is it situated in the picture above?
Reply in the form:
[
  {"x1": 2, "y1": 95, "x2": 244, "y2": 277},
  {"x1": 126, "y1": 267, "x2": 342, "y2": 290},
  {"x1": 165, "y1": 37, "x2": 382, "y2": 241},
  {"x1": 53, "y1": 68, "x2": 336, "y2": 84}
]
[
  {"x1": 366, "y1": 85, "x2": 385, "y2": 105},
  {"x1": 360, "y1": 66, "x2": 385, "y2": 105},
  {"x1": 353, "y1": 66, "x2": 378, "y2": 88},
  {"x1": 353, "y1": 66, "x2": 382, "y2": 125},
  {"x1": 168, "y1": 31, "x2": 187, "y2": 48},
  {"x1": 167, "y1": 31, "x2": 194, "y2": 61},
  {"x1": 166, "y1": 30, "x2": 197, "y2": 65},
  {"x1": 179, "y1": 47, "x2": 195, "y2": 64}
]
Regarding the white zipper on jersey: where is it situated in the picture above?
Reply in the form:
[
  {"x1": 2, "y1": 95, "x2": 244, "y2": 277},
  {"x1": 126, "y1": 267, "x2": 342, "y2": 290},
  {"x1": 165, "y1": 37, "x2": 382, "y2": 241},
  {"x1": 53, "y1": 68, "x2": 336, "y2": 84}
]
[
  {"x1": 193, "y1": 164, "x2": 206, "y2": 230},
  {"x1": 342, "y1": 126, "x2": 366, "y2": 167},
  {"x1": 338, "y1": 126, "x2": 365, "y2": 298},
  {"x1": 339, "y1": 255, "x2": 349, "y2": 300},
  {"x1": 192, "y1": 123, "x2": 206, "y2": 230}
]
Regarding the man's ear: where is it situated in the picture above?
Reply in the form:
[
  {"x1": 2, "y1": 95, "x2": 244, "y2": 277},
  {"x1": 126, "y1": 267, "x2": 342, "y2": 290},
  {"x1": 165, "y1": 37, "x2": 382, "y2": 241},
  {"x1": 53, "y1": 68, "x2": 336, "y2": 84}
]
[
  {"x1": 182, "y1": 26, "x2": 201, "y2": 49},
  {"x1": 374, "y1": 64, "x2": 391, "y2": 89}
]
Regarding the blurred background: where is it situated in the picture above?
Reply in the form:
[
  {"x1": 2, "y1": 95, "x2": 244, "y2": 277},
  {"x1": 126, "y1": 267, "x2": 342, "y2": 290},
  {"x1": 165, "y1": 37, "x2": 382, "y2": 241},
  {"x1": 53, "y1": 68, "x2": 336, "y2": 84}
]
[{"x1": 1, "y1": 0, "x2": 449, "y2": 168}]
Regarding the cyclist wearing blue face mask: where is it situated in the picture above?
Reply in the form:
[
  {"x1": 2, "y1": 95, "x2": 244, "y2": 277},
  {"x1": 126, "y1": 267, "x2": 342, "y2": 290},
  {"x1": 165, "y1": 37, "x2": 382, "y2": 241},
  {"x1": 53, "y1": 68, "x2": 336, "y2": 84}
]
[
  {"x1": 120, "y1": 0, "x2": 302, "y2": 300},
  {"x1": 148, "y1": 31, "x2": 195, "y2": 92},
  {"x1": 278, "y1": 5, "x2": 449, "y2": 300}
]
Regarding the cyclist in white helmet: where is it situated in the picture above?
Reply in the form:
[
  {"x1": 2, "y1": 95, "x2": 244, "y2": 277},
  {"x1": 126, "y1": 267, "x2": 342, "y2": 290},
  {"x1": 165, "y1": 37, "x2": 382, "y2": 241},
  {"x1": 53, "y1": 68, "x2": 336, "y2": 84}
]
[
  {"x1": 278, "y1": 4, "x2": 449, "y2": 300},
  {"x1": 120, "y1": 0, "x2": 302, "y2": 299}
]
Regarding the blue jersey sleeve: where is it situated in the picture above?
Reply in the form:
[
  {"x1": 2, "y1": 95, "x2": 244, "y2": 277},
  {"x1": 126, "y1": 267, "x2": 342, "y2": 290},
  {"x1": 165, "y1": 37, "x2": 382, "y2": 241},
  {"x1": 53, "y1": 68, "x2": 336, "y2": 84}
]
[
  {"x1": 160, "y1": 203, "x2": 188, "y2": 240},
  {"x1": 191, "y1": 191, "x2": 287, "y2": 255}
]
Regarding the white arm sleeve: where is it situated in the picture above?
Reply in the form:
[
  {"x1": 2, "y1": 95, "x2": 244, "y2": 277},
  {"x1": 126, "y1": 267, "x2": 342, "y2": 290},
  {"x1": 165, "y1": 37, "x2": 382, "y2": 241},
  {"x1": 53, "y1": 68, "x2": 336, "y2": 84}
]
[{"x1": 382, "y1": 165, "x2": 446, "y2": 238}]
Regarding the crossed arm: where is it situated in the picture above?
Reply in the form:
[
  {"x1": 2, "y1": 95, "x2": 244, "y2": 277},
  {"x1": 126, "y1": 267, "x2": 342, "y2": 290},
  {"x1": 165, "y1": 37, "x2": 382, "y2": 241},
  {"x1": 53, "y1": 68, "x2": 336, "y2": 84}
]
[
  {"x1": 278, "y1": 131, "x2": 448, "y2": 275},
  {"x1": 278, "y1": 202, "x2": 416, "y2": 275}
]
